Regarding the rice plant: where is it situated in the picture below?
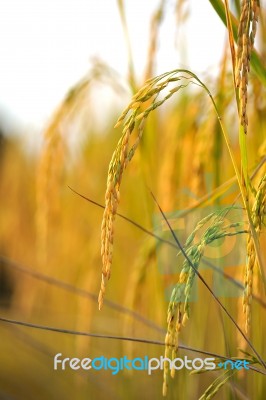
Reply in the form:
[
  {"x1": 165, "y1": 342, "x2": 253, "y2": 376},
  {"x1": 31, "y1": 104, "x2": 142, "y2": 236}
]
[{"x1": 0, "y1": 1, "x2": 265, "y2": 399}]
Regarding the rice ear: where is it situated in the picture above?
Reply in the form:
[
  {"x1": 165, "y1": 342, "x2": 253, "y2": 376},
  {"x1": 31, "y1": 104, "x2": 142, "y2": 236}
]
[{"x1": 235, "y1": 0, "x2": 260, "y2": 134}]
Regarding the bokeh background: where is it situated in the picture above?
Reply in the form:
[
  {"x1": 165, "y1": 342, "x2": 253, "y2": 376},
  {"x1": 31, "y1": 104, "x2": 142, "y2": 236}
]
[{"x1": 0, "y1": 1, "x2": 265, "y2": 399}]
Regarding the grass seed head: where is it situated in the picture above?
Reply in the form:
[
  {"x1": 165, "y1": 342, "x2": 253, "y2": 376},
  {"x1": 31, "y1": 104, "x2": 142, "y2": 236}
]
[
  {"x1": 99, "y1": 70, "x2": 209, "y2": 308},
  {"x1": 235, "y1": 0, "x2": 260, "y2": 134},
  {"x1": 163, "y1": 208, "x2": 245, "y2": 395},
  {"x1": 243, "y1": 174, "x2": 266, "y2": 332}
]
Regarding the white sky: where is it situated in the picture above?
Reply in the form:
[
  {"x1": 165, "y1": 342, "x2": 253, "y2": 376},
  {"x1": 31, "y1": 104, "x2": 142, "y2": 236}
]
[{"x1": 0, "y1": 0, "x2": 264, "y2": 136}]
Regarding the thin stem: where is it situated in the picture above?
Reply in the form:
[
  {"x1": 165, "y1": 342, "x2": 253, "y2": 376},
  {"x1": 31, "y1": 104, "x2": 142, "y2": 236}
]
[{"x1": 0, "y1": 315, "x2": 265, "y2": 376}]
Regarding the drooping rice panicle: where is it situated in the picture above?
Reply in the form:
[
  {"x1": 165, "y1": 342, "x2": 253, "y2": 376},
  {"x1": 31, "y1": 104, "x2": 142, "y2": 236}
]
[
  {"x1": 163, "y1": 285, "x2": 182, "y2": 396},
  {"x1": 243, "y1": 174, "x2": 266, "y2": 332},
  {"x1": 235, "y1": 0, "x2": 260, "y2": 134},
  {"x1": 99, "y1": 70, "x2": 214, "y2": 309},
  {"x1": 163, "y1": 208, "x2": 246, "y2": 395}
]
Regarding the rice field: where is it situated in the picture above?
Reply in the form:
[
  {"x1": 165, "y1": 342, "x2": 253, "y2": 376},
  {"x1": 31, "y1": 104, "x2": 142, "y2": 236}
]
[{"x1": 0, "y1": 1, "x2": 265, "y2": 399}]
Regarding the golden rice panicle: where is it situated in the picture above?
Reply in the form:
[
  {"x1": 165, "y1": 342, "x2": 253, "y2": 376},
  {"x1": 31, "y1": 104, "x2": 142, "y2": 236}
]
[
  {"x1": 36, "y1": 76, "x2": 91, "y2": 266},
  {"x1": 190, "y1": 122, "x2": 214, "y2": 203},
  {"x1": 99, "y1": 105, "x2": 143, "y2": 309},
  {"x1": 163, "y1": 238, "x2": 208, "y2": 394},
  {"x1": 235, "y1": 0, "x2": 260, "y2": 134},
  {"x1": 99, "y1": 119, "x2": 135, "y2": 310},
  {"x1": 162, "y1": 209, "x2": 245, "y2": 395},
  {"x1": 163, "y1": 287, "x2": 182, "y2": 396},
  {"x1": 237, "y1": 295, "x2": 248, "y2": 352},
  {"x1": 243, "y1": 174, "x2": 266, "y2": 332},
  {"x1": 162, "y1": 225, "x2": 207, "y2": 393},
  {"x1": 99, "y1": 71, "x2": 196, "y2": 309},
  {"x1": 244, "y1": 234, "x2": 256, "y2": 331},
  {"x1": 36, "y1": 113, "x2": 66, "y2": 265}
]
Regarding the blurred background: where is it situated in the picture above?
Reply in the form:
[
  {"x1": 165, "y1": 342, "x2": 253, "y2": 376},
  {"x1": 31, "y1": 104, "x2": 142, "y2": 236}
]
[{"x1": 0, "y1": 1, "x2": 265, "y2": 399}]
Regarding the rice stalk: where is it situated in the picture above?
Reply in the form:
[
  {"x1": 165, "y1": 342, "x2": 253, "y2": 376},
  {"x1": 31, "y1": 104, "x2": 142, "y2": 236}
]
[
  {"x1": 144, "y1": 0, "x2": 166, "y2": 81},
  {"x1": 175, "y1": 0, "x2": 189, "y2": 27},
  {"x1": 116, "y1": 0, "x2": 136, "y2": 92}
]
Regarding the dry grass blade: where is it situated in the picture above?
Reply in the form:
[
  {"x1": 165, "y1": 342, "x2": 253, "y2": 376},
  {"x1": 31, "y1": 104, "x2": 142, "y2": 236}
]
[{"x1": 1, "y1": 313, "x2": 265, "y2": 374}]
